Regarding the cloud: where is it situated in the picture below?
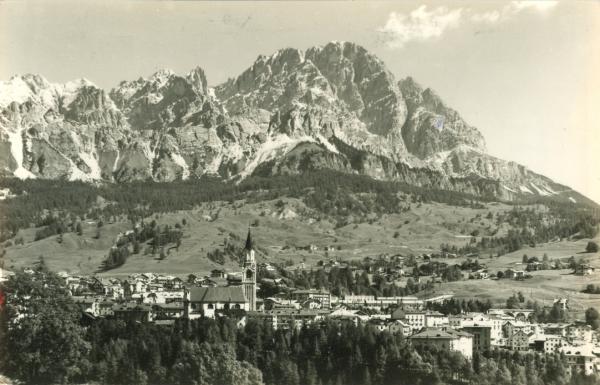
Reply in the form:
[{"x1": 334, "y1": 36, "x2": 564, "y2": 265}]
[
  {"x1": 379, "y1": 2, "x2": 559, "y2": 47},
  {"x1": 471, "y1": 1, "x2": 559, "y2": 24},
  {"x1": 510, "y1": 1, "x2": 558, "y2": 13},
  {"x1": 470, "y1": 10, "x2": 502, "y2": 24},
  {"x1": 377, "y1": 5, "x2": 462, "y2": 48}
]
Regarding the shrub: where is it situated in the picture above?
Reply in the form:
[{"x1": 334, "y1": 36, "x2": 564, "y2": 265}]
[{"x1": 585, "y1": 241, "x2": 598, "y2": 253}]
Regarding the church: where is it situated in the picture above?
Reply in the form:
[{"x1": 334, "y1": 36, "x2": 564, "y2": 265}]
[{"x1": 184, "y1": 229, "x2": 257, "y2": 319}]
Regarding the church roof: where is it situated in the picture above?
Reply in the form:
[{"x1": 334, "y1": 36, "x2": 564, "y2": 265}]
[
  {"x1": 245, "y1": 229, "x2": 254, "y2": 250},
  {"x1": 188, "y1": 286, "x2": 247, "y2": 303}
]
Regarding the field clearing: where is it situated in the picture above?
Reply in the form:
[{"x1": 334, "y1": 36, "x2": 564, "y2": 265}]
[
  {"x1": 3, "y1": 199, "x2": 519, "y2": 275},
  {"x1": 422, "y1": 236, "x2": 600, "y2": 318},
  {"x1": 425, "y1": 268, "x2": 600, "y2": 317}
]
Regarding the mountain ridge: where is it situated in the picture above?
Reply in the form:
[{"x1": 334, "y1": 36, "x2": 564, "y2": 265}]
[{"x1": 0, "y1": 41, "x2": 590, "y2": 205}]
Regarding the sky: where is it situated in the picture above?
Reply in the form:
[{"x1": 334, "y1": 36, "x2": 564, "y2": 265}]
[{"x1": 1, "y1": 1, "x2": 599, "y2": 202}]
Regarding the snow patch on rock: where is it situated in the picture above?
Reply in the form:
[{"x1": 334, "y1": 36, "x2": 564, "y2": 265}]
[
  {"x1": 0, "y1": 77, "x2": 33, "y2": 108},
  {"x1": 530, "y1": 183, "x2": 551, "y2": 196},
  {"x1": 239, "y1": 134, "x2": 316, "y2": 178},
  {"x1": 7, "y1": 127, "x2": 36, "y2": 179},
  {"x1": 502, "y1": 185, "x2": 517, "y2": 193},
  {"x1": 79, "y1": 151, "x2": 102, "y2": 180},
  {"x1": 316, "y1": 134, "x2": 339, "y2": 154},
  {"x1": 112, "y1": 148, "x2": 120, "y2": 173},
  {"x1": 68, "y1": 158, "x2": 92, "y2": 181},
  {"x1": 170, "y1": 152, "x2": 190, "y2": 180},
  {"x1": 519, "y1": 185, "x2": 533, "y2": 194},
  {"x1": 427, "y1": 149, "x2": 452, "y2": 167},
  {"x1": 278, "y1": 208, "x2": 298, "y2": 220},
  {"x1": 208, "y1": 87, "x2": 216, "y2": 99}
]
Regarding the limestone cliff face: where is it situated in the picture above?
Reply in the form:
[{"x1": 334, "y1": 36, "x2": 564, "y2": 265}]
[
  {"x1": 306, "y1": 42, "x2": 407, "y2": 140},
  {"x1": 0, "y1": 42, "x2": 586, "y2": 203},
  {"x1": 399, "y1": 77, "x2": 486, "y2": 159},
  {"x1": 215, "y1": 41, "x2": 408, "y2": 161}
]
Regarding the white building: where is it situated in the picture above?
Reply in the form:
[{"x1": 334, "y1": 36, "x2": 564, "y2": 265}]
[
  {"x1": 392, "y1": 310, "x2": 426, "y2": 332},
  {"x1": 410, "y1": 328, "x2": 473, "y2": 360},
  {"x1": 425, "y1": 311, "x2": 449, "y2": 328},
  {"x1": 559, "y1": 344, "x2": 600, "y2": 376}
]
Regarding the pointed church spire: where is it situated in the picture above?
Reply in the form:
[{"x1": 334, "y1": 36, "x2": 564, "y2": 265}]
[{"x1": 244, "y1": 228, "x2": 254, "y2": 251}]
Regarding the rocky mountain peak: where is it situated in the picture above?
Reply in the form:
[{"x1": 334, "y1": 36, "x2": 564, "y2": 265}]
[
  {"x1": 149, "y1": 69, "x2": 175, "y2": 86},
  {"x1": 186, "y1": 66, "x2": 208, "y2": 96},
  {"x1": 305, "y1": 41, "x2": 408, "y2": 138},
  {"x1": 398, "y1": 76, "x2": 424, "y2": 104},
  {"x1": 0, "y1": 74, "x2": 58, "y2": 110},
  {"x1": 399, "y1": 76, "x2": 486, "y2": 159},
  {"x1": 0, "y1": 42, "x2": 587, "y2": 205},
  {"x1": 266, "y1": 48, "x2": 306, "y2": 70}
]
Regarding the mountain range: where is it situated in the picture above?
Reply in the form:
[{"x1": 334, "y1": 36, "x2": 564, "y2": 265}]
[{"x1": 0, "y1": 41, "x2": 588, "y2": 204}]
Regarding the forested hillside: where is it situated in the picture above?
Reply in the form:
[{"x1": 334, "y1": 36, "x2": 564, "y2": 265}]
[{"x1": 1, "y1": 172, "x2": 598, "y2": 255}]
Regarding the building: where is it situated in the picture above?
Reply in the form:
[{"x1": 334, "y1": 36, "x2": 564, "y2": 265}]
[
  {"x1": 73, "y1": 296, "x2": 100, "y2": 316},
  {"x1": 425, "y1": 311, "x2": 449, "y2": 328},
  {"x1": 392, "y1": 309, "x2": 426, "y2": 332},
  {"x1": 247, "y1": 309, "x2": 325, "y2": 330},
  {"x1": 340, "y1": 295, "x2": 424, "y2": 310},
  {"x1": 462, "y1": 325, "x2": 491, "y2": 352},
  {"x1": 327, "y1": 308, "x2": 369, "y2": 325},
  {"x1": 503, "y1": 320, "x2": 533, "y2": 337},
  {"x1": 423, "y1": 294, "x2": 454, "y2": 305},
  {"x1": 469, "y1": 269, "x2": 489, "y2": 279},
  {"x1": 153, "y1": 303, "x2": 185, "y2": 320},
  {"x1": 388, "y1": 319, "x2": 412, "y2": 336},
  {"x1": 369, "y1": 318, "x2": 388, "y2": 333},
  {"x1": 142, "y1": 290, "x2": 184, "y2": 304},
  {"x1": 242, "y1": 230, "x2": 257, "y2": 312},
  {"x1": 504, "y1": 269, "x2": 525, "y2": 280},
  {"x1": 392, "y1": 309, "x2": 449, "y2": 333},
  {"x1": 541, "y1": 322, "x2": 569, "y2": 337},
  {"x1": 290, "y1": 289, "x2": 332, "y2": 309},
  {"x1": 526, "y1": 262, "x2": 543, "y2": 272},
  {"x1": 553, "y1": 298, "x2": 569, "y2": 311},
  {"x1": 489, "y1": 308, "x2": 533, "y2": 322},
  {"x1": 566, "y1": 323, "x2": 594, "y2": 343},
  {"x1": 73, "y1": 296, "x2": 116, "y2": 318},
  {"x1": 541, "y1": 335, "x2": 564, "y2": 353},
  {"x1": 559, "y1": 344, "x2": 600, "y2": 376},
  {"x1": 341, "y1": 294, "x2": 375, "y2": 306},
  {"x1": 575, "y1": 264, "x2": 595, "y2": 276},
  {"x1": 410, "y1": 328, "x2": 473, "y2": 360},
  {"x1": 508, "y1": 329, "x2": 530, "y2": 351},
  {"x1": 113, "y1": 303, "x2": 153, "y2": 322},
  {"x1": 185, "y1": 286, "x2": 248, "y2": 318},
  {"x1": 452, "y1": 313, "x2": 506, "y2": 346}
]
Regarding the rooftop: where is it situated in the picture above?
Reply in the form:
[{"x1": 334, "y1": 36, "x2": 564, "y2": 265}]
[
  {"x1": 410, "y1": 328, "x2": 460, "y2": 340},
  {"x1": 188, "y1": 286, "x2": 246, "y2": 303}
]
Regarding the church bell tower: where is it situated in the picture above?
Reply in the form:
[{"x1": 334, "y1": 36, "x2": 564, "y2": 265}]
[{"x1": 242, "y1": 229, "x2": 257, "y2": 311}]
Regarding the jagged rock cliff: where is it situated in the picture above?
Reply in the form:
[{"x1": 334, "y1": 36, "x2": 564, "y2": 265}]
[{"x1": 0, "y1": 41, "x2": 584, "y2": 203}]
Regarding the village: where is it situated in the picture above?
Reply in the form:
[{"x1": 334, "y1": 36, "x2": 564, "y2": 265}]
[{"x1": 9, "y1": 230, "x2": 594, "y2": 378}]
